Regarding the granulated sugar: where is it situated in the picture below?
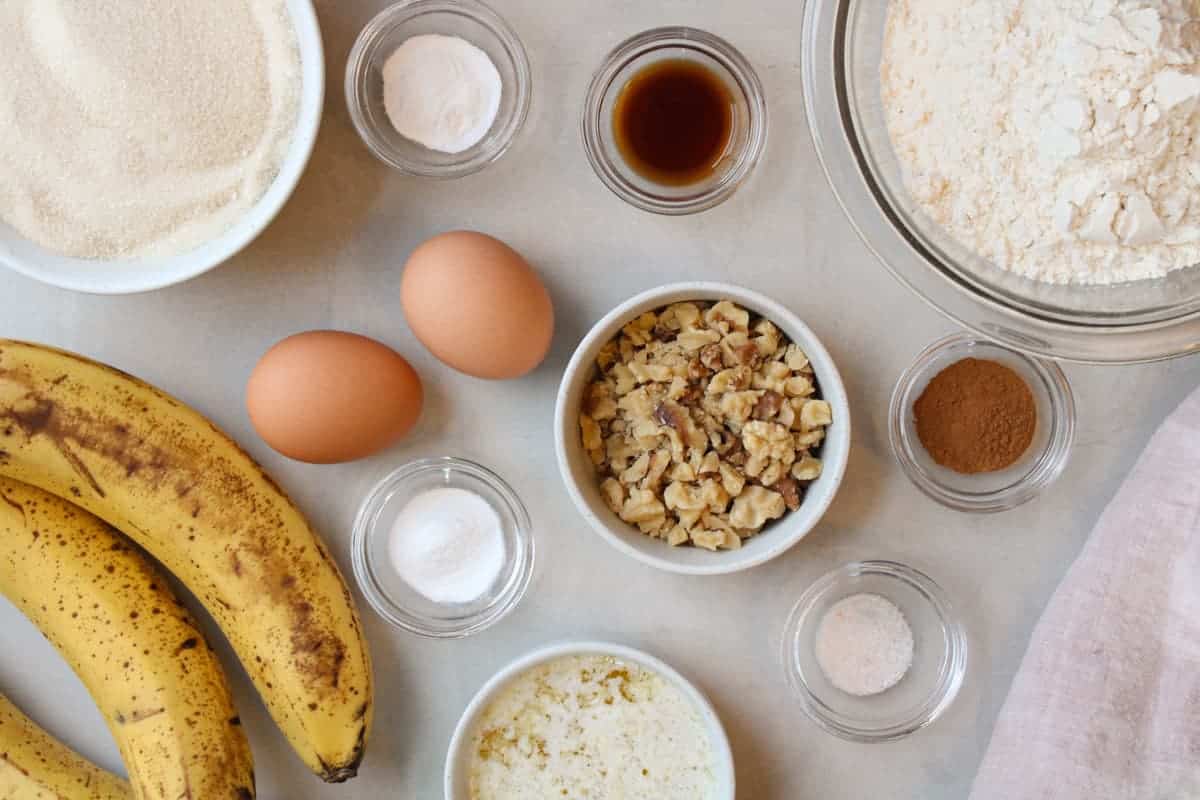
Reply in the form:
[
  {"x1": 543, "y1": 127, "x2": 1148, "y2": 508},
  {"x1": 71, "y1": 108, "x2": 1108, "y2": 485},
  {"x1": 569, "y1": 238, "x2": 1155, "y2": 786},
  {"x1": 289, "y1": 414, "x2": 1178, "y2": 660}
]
[{"x1": 0, "y1": 1, "x2": 302, "y2": 260}]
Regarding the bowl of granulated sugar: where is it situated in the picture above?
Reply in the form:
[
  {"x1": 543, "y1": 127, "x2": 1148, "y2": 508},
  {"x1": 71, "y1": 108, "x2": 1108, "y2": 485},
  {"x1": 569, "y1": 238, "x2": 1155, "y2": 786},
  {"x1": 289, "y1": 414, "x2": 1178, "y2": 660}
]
[
  {"x1": 0, "y1": 0, "x2": 324, "y2": 294},
  {"x1": 782, "y1": 560, "x2": 967, "y2": 742}
]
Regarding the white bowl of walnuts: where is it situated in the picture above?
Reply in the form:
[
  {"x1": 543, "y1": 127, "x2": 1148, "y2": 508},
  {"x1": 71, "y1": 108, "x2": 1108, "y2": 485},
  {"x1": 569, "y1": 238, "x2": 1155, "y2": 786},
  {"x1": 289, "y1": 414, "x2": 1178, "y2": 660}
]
[{"x1": 555, "y1": 282, "x2": 851, "y2": 575}]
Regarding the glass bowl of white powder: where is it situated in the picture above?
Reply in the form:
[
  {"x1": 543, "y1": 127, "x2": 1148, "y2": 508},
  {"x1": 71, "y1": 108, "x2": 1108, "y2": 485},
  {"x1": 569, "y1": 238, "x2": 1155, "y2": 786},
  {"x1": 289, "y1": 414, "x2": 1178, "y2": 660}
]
[
  {"x1": 345, "y1": 0, "x2": 531, "y2": 178},
  {"x1": 351, "y1": 457, "x2": 534, "y2": 638},
  {"x1": 802, "y1": 0, "x2": 1200, "y2": 363},
  {"x1": 782, "y1": 560, "x2": 967, "y2": 742}
]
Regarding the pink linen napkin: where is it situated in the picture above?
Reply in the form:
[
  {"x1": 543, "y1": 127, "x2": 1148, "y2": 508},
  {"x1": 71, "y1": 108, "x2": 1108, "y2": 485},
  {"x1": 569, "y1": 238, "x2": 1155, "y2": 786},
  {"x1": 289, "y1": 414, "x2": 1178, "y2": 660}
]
[{"x1": 969, "y1": 385, "x2": 1200, "y2": 800}]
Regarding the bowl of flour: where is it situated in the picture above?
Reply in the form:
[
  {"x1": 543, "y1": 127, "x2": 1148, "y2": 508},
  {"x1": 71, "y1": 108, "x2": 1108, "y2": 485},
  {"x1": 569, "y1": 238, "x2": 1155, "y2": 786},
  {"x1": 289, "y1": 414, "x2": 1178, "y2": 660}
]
[
  {"x1": 0, "y1": 0, "x2": 324, "y2": 294},
  {"x1": 802, "y1": 0, "x2": 1200, "y2": 363}
]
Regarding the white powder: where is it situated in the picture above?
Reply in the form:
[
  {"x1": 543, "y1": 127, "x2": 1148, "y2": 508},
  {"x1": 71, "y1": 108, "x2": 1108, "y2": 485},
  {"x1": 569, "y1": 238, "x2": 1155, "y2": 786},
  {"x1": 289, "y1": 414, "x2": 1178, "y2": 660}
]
[
  {"x1": 0, "y1": 1, "x2": 301, "y2": 261},
  {"x1": 815, "y1": 593, "x2": 913, "y2": 697},
  {"x1": 387, "y1": 487, "x2": 506, "y2": 605},
  {"x1": 468, "y1": 655, "x2": 717, "y2": 800},
  {"x1": 882, "y1": 0, "x2": 1200, "y2": 285},
  {"x1": 382, "y1": 34, "x2": 502, "y2": 154}
]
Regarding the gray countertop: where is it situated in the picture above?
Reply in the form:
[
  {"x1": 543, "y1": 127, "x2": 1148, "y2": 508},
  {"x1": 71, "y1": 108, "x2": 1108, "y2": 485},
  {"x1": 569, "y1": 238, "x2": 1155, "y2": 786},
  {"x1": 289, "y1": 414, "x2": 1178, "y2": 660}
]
[{"x1": 2, "y1": 1, "x2": 1199, "y2": 798}]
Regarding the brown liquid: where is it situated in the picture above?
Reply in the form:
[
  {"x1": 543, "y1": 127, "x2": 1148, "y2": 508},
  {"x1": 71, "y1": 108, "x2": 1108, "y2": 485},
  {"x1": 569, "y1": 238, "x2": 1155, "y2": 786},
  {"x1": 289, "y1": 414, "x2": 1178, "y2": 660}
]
[{"x1": 613, "y1": 59, "x2": 734, "y2": 186}]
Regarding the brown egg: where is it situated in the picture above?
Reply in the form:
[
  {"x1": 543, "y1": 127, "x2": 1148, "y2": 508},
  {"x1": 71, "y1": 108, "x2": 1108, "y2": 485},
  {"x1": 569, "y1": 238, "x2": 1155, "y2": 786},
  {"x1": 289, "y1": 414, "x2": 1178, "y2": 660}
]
[
  {"x1": 246, "y1": 331, "x2": 423, "y2": 464},
  {"x1": 400, "y1": 231, "x2": 554, "y2": 380}
]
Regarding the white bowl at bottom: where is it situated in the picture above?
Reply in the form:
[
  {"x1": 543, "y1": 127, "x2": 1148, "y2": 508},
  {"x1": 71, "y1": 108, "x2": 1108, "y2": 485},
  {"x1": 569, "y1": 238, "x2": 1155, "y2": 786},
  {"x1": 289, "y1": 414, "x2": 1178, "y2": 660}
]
[
  {"x1": 554, "y1": 282, "x2": 852, "y2": 575},
  {"x1": 444, "y1": 641, "x2": 735, "y2": 800}
]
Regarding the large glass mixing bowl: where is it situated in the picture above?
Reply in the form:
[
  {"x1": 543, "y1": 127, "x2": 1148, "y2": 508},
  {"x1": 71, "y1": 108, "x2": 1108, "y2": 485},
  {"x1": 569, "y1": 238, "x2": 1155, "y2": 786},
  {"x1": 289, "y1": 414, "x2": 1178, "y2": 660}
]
[{"x1": 802, "y1": 0, "x2": 1200, "y2": 364}]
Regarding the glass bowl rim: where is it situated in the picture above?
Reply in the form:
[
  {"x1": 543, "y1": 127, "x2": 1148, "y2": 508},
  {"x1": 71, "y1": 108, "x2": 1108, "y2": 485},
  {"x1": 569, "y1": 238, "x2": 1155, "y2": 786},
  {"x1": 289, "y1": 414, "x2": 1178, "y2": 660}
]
[
  {"x1": 344, "y1": 0, "x2": 532, "y2": 179},
  {"x1": 350, "y1": 456, "x2": 535, "y2": 638},
  {"x1": 888, "y1": 332, "x2": 1077, "y2": 513},
  {"x1": 581, "y1": 25, "x2": 768, "y2": 215},
  {"x1": 800, "y1": 0, "x2": 1200, "y2": 363},
  {"x1": 781, "y1": 559, "x2": 968, "y2": 742}
]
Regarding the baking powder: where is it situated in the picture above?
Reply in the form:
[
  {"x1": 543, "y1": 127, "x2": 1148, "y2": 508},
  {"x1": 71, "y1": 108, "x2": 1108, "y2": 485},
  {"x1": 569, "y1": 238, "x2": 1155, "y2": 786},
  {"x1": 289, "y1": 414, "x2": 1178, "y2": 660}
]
[{"x1": 882, "y1": 0, "x2": 1200, "y2": 284}]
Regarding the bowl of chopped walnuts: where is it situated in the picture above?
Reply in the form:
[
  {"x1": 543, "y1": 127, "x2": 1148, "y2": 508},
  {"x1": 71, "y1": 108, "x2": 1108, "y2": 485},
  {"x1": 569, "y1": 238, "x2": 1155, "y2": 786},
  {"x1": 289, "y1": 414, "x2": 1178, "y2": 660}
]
[{"x1": 554, "y1": 282, "x2": 851, "y2": 575}]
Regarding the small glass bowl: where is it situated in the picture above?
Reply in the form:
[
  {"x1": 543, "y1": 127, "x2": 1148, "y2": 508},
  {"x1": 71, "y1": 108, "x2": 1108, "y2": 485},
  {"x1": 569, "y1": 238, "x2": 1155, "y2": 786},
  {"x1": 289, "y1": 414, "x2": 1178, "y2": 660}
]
[
  {"x1": 344, "y1": 0, "x2": 531, "y2": 178},
  {"x1": 582, "y1": 27, "x2": 767, "y2": 215},
  {"x1": 889, "y1": 332, "x2": 1076, "y2": 513},
  {"x1": 783, "y1": 560, "x2": 967, "y2": 743},
  {"x1": 351, "y1": 457, "x2": 534, "y2": 638}
]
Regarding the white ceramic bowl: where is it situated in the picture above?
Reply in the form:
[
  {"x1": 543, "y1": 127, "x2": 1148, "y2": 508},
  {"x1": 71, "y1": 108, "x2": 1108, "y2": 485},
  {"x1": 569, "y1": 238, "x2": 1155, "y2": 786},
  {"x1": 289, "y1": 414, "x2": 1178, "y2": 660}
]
[
  {"x1": 555, "y1": 282, "x2": 851, "y2": 575},
  {"x1": 444, "y1": 640, "x2": 736, "y2": 799},
  {"x1": 0, "y1": 0, "x2": 325, "y2": 294}
]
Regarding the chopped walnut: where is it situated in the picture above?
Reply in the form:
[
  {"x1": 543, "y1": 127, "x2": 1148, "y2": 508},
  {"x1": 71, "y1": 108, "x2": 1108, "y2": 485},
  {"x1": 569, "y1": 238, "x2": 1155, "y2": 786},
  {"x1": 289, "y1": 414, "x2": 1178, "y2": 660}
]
[
  {"x1": 708, "y1": 366, "x2": 751, "y2": 394},
  {"x1": 752, "y1": 390, "x2": 784, "y2": 420},
  {"x1": 677, "y1": 329, "x2": 721, "y2": 351},
  {"x1": 730, "y1": 486, "x2": 787, "y2": 530},
  {"x1": 773, "y1": 477, "x2": 803, "y2": 511},
  {"x1": 601, "y1": 478, "x2": 626, "y2": 514},
  {"x1": 792, "y1": 455, "x2": 823, "y2": 481},
  {"x1": 800, "y1": 399, "x2": 833, "y2": 430},
  {"x1": 622, "y1": 489, "x2": 666, "y2": 524},
  {"x1": 742, "y1": 420, "x2": 796, "y2": 464},
  {"x1": 580, "y1": 300, "x2": 833, "y2": 550},
  {"x1": 698, "y1": 343, "x2": 724, "y2": 372}
]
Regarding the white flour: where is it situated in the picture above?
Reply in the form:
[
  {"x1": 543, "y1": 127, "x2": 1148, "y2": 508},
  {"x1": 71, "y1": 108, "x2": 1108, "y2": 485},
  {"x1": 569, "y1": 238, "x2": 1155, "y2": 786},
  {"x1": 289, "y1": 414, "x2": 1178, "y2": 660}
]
[
  {"x1": 0, "y1": 1, "x2": 301, "y2": 261},
  {"x1": 882, "y1": 0, "x2": 1200, "y2": 285}
]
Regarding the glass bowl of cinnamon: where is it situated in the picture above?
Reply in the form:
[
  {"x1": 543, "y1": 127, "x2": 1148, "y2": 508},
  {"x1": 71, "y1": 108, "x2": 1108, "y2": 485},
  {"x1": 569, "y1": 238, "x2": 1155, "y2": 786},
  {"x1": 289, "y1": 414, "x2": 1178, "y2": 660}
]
[{"x1": 889, "y1": 333, "x2": 1075, "y2": 513}]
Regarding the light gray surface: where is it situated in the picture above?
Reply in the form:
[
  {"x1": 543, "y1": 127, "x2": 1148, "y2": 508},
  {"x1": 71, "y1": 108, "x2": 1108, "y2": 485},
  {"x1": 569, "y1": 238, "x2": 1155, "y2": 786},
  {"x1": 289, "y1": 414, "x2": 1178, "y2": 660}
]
[{"x1": 1, "y1": 1, "x2": 1198, "y2": 798}]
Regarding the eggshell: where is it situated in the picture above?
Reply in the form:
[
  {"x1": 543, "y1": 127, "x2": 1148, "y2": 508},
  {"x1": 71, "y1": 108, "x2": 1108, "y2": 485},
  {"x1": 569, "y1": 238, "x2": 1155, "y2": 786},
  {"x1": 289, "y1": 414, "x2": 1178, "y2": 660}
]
[
  {"x1": 246, "y1": 331, "x2": 423, "y2": 464},
  {"x1": 400, "y1": 231, "x2": 554, "y2": 380}
]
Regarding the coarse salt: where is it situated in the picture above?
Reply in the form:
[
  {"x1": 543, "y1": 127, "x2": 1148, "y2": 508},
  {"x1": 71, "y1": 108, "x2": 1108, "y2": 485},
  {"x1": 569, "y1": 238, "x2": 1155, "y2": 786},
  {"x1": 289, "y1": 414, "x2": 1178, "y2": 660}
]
[{"x1": 815, "y1": 593, "x2": 914, "y2": 697}]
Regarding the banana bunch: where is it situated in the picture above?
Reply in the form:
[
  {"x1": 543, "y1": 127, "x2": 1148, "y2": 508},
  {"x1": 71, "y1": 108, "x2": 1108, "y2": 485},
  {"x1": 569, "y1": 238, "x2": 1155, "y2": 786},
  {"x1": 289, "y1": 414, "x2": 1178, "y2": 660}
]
[
  {"x1": 0, "y1": 476, "x2": 253, "y2": 799},
  {"x1": 0, "y1": 339, "x2": 374, "y2": 790}
]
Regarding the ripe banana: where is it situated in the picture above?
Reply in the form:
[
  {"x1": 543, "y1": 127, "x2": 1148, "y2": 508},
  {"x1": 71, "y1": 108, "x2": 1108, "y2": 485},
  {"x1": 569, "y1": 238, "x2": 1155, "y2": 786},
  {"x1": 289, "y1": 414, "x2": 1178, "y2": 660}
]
[
  {"x1": 0, "y1": 692, "x2": 130, "y2": 800},
  {"x1": 0, "y1": 340, "x2": 373, "y2": 782},
  {"x1": 0, "y1": 476, "x2": 254, "y2": 799}
]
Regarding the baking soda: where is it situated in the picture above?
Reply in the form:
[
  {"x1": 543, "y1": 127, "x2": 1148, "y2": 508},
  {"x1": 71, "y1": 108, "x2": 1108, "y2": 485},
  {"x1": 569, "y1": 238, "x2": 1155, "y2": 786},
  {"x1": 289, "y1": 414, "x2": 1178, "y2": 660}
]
[
  {"x1": 387, "y1": 487, "x2": 506, "y2": 605},
  {"x1": 382, "y1": 34, "x2": 502, "y2": 154}
]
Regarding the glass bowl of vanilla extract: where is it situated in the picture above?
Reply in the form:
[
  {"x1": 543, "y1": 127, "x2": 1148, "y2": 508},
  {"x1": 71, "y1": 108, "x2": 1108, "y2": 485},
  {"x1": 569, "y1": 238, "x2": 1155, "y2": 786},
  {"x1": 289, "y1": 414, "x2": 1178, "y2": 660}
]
[{"x1": 583, "y1": 27, "x2": 767, "y2": 215}]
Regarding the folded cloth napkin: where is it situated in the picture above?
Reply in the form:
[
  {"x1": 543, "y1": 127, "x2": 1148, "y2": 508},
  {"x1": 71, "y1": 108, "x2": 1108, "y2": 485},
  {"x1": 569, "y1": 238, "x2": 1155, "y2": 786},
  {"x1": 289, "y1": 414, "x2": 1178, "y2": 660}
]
[{"x1": 969, "y1": 385, "x2": 1200, "y2": 800}]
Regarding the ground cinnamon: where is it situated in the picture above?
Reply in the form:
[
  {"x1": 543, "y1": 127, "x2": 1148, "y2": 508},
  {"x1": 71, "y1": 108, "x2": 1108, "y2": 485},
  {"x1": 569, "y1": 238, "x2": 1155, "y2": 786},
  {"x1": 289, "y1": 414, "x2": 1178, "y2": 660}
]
[{"x1": 913, "y1": 358, "x2": 1036, "y2": 474}]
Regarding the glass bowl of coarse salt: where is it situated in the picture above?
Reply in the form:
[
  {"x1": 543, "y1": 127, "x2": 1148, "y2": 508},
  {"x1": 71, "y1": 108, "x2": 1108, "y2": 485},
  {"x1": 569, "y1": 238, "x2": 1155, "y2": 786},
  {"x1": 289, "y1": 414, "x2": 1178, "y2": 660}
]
[
  {"x1": 802, "y1": 0, "x2": 1200, "y2": 363},
  {"x1": 782, "y1": 560, "x2": 967, "y2": 742},
  {"x1": 350, "y1": 457, "x2": 534, "y2": 638},
  {"x1": 345, "y1": 0, "x2": 531, "y2": 178}
]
